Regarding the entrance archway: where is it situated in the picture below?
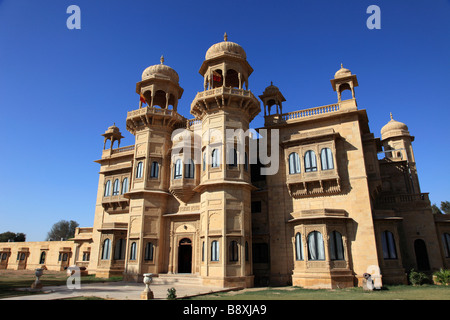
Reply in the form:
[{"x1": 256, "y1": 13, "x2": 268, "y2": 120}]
[
  {"x1": 178, "y1": 238, "x2": 192, "y2": 273},
  {"x1": 414, "y1": 239, "x2": 430, "y2": 271}
]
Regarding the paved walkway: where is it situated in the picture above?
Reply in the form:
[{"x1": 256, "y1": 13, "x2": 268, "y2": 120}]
[{"x1": 2, "y1": 281, "x2": 237, "y2": 300}]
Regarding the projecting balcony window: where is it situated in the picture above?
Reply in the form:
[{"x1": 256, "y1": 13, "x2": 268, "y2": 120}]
[
  {"x1": 136, "y1": 162, "x2": 143, "y2": 179},
  {"x1": 104, "y1": 180, "x2": 111, "y2": 197},
  {"x1": 174, "y1": 159, "x2": 182, "y2": 179},
  {"x1": 307, "y1": 231, "x2": 325, "y2": 261},
  {"x1": 211, "y1": 240, "x2": 219, "y2": 261},
  {"x1": 112, "y1": 179, "x2": 120, "y2": 196},
  {"x1": 304, "y1": 150, "x2": 318, "y2": 172},
  {"x1": 321, "y1": 148, "x2": 334, "y2": 170},
  {"x1": 228, "y1": 148, "x2": 237, "y2": 168},
  {"x1": 144, "y1": 242, "x2": 154, "y2": 261},
  {"x1": 329, "y1": 231, "x2": 344, "y2": 261},
  {"x1": 114, "y1": 239, "x2": 126, "y2": 260},
  {"x1": 229, "y1": 241, "x2": 239, "y2": 262},
  {"x1": 295, "y1": 233, "x2": 304, "y2": 261},
  {"x1": 381, "y1": 230, "x2": 398, "y2": 260},
  {"x1": 211, "y1": 149, "x2": 220, "y2": 168},
  {"x1": 289, "y1": 152, "x2": 301, "y2": 174},
  {"x1": 184, "y1": 159, "x2": 195, "y2": 178},
  {"x1": 150, "y1": 162, "x2": 159, "y2": 179},
  {"x1": 101, "y1": 239, "x2": 111, "y2": 260}
]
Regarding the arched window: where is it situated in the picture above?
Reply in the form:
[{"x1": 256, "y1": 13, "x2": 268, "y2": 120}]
[
  {"x1": 228, "y1": 148, "x2": 237, "y2": 167},
  {"x1": 144, "y1": 242, "x2": 154, "y2": 261},
  {"x1": 307, "y1": 231, "x2": 325, "y2": 260},
  {"x1": 112, "y1": 179, "x2": 120, "y2": 196},
  {"x1": 121, "y1": 178, "x2": 129, "y2": 194},
  {"x1": 244, "y1": 152, "x2": 249, "y2": 171},
  {"x1": 289, "y1": 152, "x2": 301, "y2": 174},
  {"x1": 442, "y1": 233, "x2": 450, "y2": 258},
  {"x1": 104, "y1": 180, "x2": 111, "y2": 197},
  {"x1": 150, "y1": 161, "x2": 159, "y2": 178},
  {"x1": 185, "y1": 159, "x2": 195, "y2": 178},
  {"x1": 62, "y1": 253, "x2": 68, "y2": 261},
  {"x1": 101, "y1": 239, "x2": 110, "y2": 260},
  {"x1": 136, "y1": 162, "x2": 143, "y2": 179},
  {"x1": 203, "y1": 152, "x2": 206, "y2": 171},
  {"x1": 211, "y1": 240, "x2": 219, "y2": 261},
  {"x1": 174, "y1": 159, "x2": 182, "y2": 179},
  {"x1": 229, "y1": 241, "x2": 239, "y2": 262},
  {"x1": 114, "y1": 239, "x2": 126, "y2": 260},
  {"x1": 245, "y1": 241, "x2": 249, "y2": 261},
  {"x1": 295, "y1": 233, "x2": 304, "y2": 261},
  {"x1": 39, "y1": 251, "x2": 46, "y2": 264},
  {"x1": 130, "y1": 242, "x2": 137, "y2": 260},
  {"x1": 381, "y1": 231, "x2": 397, "y2": 259},
  {"x1": 304, "y1": 150, "x2": 317, "y2": 172},
  {"x1": 211, "y1": 148, "x2": 220, "y2": 168},
  {"x1": 202, "y1": 241, "x2": 205, "y2": 262},
  {"x1": 321, "y1": 148, "x2": 334, "y2": 170},
  {"x1": 329, "y1": 231, "x2": 344, "y2": 261}
]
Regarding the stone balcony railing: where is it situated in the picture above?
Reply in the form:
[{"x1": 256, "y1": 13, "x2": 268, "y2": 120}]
[
  {"x1": 375, "y1": 193, "x2": 430, "y2": 209},
  {"x1": 194, "y1": 86, "x2": 257, "y2": 100},
  {"x1": 127, "y1": 106, "x2": 184, "y2": 121}
]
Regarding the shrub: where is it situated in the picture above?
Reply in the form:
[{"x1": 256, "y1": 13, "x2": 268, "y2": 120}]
[
  {"x1": 167, "y1": 287, "x2": 177, "y2": 300},
  {"x1": 433, "y1": 268, "x2": 450, "y2": 285},
  {"x1": 409, "y1": 269, "x2": 429, "y2": 286}
]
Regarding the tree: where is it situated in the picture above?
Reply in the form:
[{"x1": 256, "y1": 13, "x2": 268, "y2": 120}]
[
  {"x1": 46, "y1": 220, "x2": 79, "y2": 241},
  {"x1": 0, "y1": 231, "x2": 26, "y2": 242},
  {"x1": 432, "y1": 204, "x2": 443, "y2": 215},
  {"x1": 441, "y1": 201, "x2": 450, "y2": 215}
]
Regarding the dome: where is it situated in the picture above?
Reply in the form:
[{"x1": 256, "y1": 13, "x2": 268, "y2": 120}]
[
  {"x1": 381, "y1": 113, "x2": 410, "y2": 140},
  {"x1": 141, "y1": 56, "x2": 179, "y2": 83},
  {"x1": 334, "y1": 63, "x2": 352, "y2": 78},
  {"x1": 263, "y1": 82, "x2": 280, "y2": 95},
  {"x1": 205, "y1": 33, "x2": 247, "y2": 60}
]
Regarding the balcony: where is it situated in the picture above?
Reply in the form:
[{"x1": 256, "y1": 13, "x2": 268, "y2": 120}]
[
  {"x1": 126, "y1": 106, "x2": 186, "y2": 133},
  {"x1": 102, "y1": 195, "x2": 129, "y2": 214},
  {"x1": 375, "y1": 193, "x2": 430, "y2": 210},
  {"x1": 287, "y1": 170, "x2": 341, "y2": 198}
]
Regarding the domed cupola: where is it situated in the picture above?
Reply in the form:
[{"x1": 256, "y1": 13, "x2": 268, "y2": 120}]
[
  {"x1": 205, "y1": 33, "x2": 247, "y2": 61},
  {"x1": 381, "y1": 113, "x2": 411, "y2": 141},
  {"x1": 330, "y1": 63, "x2": 359, "y2": 102},
  {"x1": 259, "y1": 82, "x2": 286, "y2": 117}
]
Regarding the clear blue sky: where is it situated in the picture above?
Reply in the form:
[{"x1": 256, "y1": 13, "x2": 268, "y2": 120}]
[{"x1": 0, "y1": 0, "x2": 449, "y2": 241}]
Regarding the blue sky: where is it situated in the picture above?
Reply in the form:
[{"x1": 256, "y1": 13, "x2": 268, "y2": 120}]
[{"x1": 0, "y1": 0, "x2": 449, "y2": 241}]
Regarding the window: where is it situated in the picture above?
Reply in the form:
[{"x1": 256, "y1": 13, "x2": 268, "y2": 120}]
[
  {"x1": 144, "y1": 242, "x2": 154, "y2": 261},
  {"x1": 62, "y1": 253, "x2": 68, "y2": 262},
  {"x1": 203, "y1": 152, "x2": 206, "y2": 171},
  {"x1": 130, "y1": 242, "x2": 137, "y2": 260},
  {"x1": 185, "y1": 159, "x2": 195, "y2": 178},
  {"x1": 202, "y1": 241, "x2": 205, "y2": 262},
  {"x1": 101, "y1": 239, "x2": 111, "y2": 260},
  {"x1": 211, "y1": 148, "x2": 220, "y2": 168},
  {"x1": 381, "y1": 230, "x2": 398, "y2": 259},
  {"x1": 114, "y1": 239, "x2": 126, "y2": 260},
  {"x1": 121, "y1": 178, "x2": 129, "y2": 194},
  {"x1": 150, "y1": 162, "x2": 159, "y2": 178},
  {"x1": 104, "y1": 180, "x2": 111, "y2": 197},
  {"x1": 307, "y1": 231, "x2": 325, "y2": 260},
  {"x1": 289, "y1": 152, "x2": 301, "y2": 174},
  {"x1": 174, "y1": 159, "x2": 182, "y2": 179},
  {"x1": 229, "y1": 241, "x2": 239, "y2": 262},
  {"x1": 136, "y1": 162, "x2": 143, "y2": 179},
  {"x1": 82, "y1": 252, "x2": 90, "y2": 261},
  {"x1": 321, "y1": 148, "x2": 334, "y2": 170},
  {"x1": 39, "y1": 251, "x2": 46, "y2": 264},
  {"x1": 329, "y1": 231, "x2": 345, "y2": 261},
  {"x1": 112, "y1": 179, "x2": 120, "y2": 196},
  {"x1": 228, "y1": 148, "x2": 237, "y2": 167},
  {"x1": 244, "y1": 152, "x2": 249, "y2": 171},
  {"x1": 443, "y1": 233, "x2": 450, "y2": 258},
  {"x1": 295, "y1": 233, "x2": 304, "y2": 261},
  {"x1": 245, "y1": 241, "x2": 249, "y2": 261},
  {"x1": 251, "y1": 201, "x2": 262, "y2": 213},
  {"x1": 304, "y1": 150, "x2": 317, "y2": 172},
  {"x1": 211, "y1": 240, "x2": 219, "y2": 261}
]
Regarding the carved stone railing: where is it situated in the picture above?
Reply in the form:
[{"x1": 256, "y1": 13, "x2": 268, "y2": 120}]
[
  {"x1": 111, "y1": 145, "x2": 135, "y2": 155},
  {"x1": 375, "y1": 193, "x2": 430, "y2": 209}
]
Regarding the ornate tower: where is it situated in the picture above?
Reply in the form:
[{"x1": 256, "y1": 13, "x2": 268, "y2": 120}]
[
  {"x1": 191, "y1": 33, "x2": 260, "y2": 287},
  {"x1": 123, "y1": 57, "x2": 186, "y2": 280},
  {"x1": 330, "y1": 63, "x2": 359, "y2": 103}
]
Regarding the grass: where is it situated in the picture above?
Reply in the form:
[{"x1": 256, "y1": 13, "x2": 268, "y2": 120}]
[
  {"x1": 185, "y1": 285, "x2": 450, "y2": 300},
  {"x1": 0, "y1": 270, "x2": 122, "y2": 299}
]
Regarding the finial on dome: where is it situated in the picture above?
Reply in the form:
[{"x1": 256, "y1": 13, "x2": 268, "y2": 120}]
[
  {"x1": 224, "y1": 32, "x2": 228, "y2": 41},
  {"x1": 160, "y1": 55, "x2": 164, "y2": 64},
  {"x1": 341, "y1": 63, "x2": 343, "y2": 68},
  {"x1": 390, "y1": 112, "x2": 393, "y2": 120},
  {"x1": 271, "y1": 81, "x2": 273, "y2": 86}
]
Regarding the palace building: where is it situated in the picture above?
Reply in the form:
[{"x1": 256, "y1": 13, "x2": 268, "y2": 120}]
[{"x1": 2, "y1": 35, "x2": 450, "y2": 289}]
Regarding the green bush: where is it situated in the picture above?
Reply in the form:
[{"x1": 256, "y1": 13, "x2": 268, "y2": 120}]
[
  {"x1": 433, "y1": 268, "x2": 450, "y2": 285},
  {"x1": 167, "y1": 287, "x2": 177, "y2": 300},
  {"x1": 409, "y1": 269, "x2": 429, "y2": 286}
]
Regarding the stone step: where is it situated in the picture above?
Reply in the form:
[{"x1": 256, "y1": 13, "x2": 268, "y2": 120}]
[{"x1": 151, "y1": 273, "x2": 203, "y2": 286}]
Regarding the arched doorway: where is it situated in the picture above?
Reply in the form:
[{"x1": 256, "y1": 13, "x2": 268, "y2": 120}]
[
  {"x1": 178, "y1": 238, "x2": 192, "y2": 273},
  {"x1": 414, "y1": 239, "x2": 430, "y2": 271}
]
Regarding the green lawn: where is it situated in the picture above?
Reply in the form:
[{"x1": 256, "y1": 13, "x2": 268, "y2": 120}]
[
  {"x1": 0, "y1": 270, "x2": 122, "y2": 299},
  {"x1": 186, "y1": 285, "x2": 450, "y2": 300}
]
